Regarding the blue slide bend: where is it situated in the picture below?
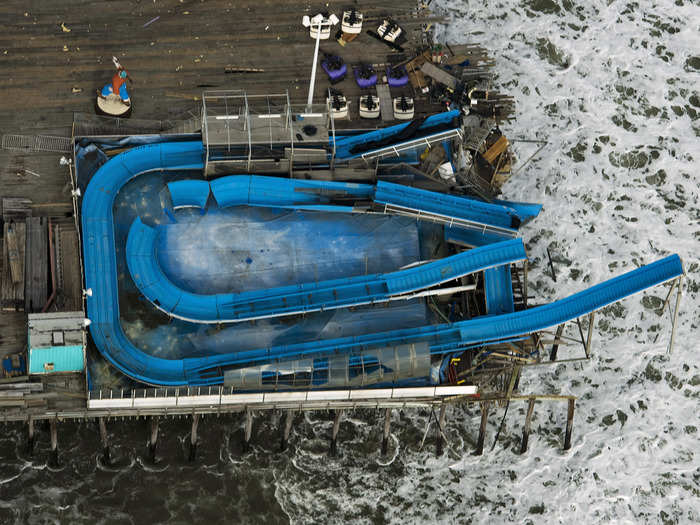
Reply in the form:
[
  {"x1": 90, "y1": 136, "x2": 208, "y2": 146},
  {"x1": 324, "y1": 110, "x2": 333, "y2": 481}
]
[
  {"x1": 127, "y1": 225, "x2": 527, "y2": 322},
  {"x1": 82, "y1": 140, "x2": 683, "y2": 386}
]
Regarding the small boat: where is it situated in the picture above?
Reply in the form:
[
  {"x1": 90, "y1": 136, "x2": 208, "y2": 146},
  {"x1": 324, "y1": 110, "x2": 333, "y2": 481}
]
[
  {"x1": 387, "y1": 65, "x2": 409, "y2": 87},
  {"x1": 327, "y1": 90, "x2": 349, "y2": 119},
  {"x1": 376, "y1": 19, "x2": 402, "y2": 43},
  {"x1": 354, "y1": 64, "x2": 377, "y2": 88},
  {"x1": 321, "y1": 54, "x2": 347, "y2": 84},
  {"x1": 341, "y1": 9, "x2": 363, "y2": 34},
  {"x1": 359, "y1": 94, "x2": 380, "y2": 119},
  {"x1": 393, "y1": 96, "x2": 414, "y2": 120}
]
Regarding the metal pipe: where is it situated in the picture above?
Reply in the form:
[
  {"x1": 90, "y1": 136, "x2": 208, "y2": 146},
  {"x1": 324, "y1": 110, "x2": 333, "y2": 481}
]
[{"x1": 307, "y1": 22, "x2": 322, "y2": 110}]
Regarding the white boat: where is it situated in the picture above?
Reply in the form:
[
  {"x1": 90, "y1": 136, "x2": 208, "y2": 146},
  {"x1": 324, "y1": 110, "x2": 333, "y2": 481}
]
[
  {"x1": 393, "y1": 96, "x2": 414, "y2": 120},
  {"x1": 341, "y1": 9, "x2": 363, "y2": 34},
  {"x1": 359, "y1": 95, "x2": 380, "y2": 119}
]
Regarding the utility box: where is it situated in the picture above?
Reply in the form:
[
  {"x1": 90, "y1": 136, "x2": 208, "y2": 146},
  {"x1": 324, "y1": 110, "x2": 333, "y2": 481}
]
[{"x1": 28, "y1": 311, "x2": 86, "y2": 375}]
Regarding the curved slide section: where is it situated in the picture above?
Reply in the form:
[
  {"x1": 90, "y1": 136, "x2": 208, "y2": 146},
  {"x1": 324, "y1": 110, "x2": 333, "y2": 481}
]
[
  {"x1": 184, "y1": 255, "x2": 683, "y2": 383},
  {"x1": 127, "y1": 224, "x2": 527, "y2": 322},
  {"x1": 168, "y1": 180, "x2": 210, "y2": 209}
]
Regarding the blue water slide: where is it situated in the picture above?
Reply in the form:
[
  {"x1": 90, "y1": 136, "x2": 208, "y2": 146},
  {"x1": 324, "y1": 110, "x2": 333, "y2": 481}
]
[
  {"x1": 374, "y1": 180, "x2": 523, "y2": 234},
  {"x1": 126, "y1": 224, "x2": 527, "y2": 322},
  {"x1": 333, "y1": 110, "x2": 461, "y2": 160},
  {"x1": 210, "y1": 175, "x2": 373, "y2": 208},
  {"x1": 183, "y1": 255, "x2": 683, "y2": 383},
  {"x1": 167, "y1": 180, "x2": 210, "y2": 209},
  {"x1": 81, "y1": 138, "x2": 683, "y2": 386}
]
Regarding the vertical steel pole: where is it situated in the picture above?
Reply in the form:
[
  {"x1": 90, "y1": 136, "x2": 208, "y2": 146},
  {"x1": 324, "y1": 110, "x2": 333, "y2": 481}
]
[{"x1": 307, "y1": 22, "x2": 322, "y2": 111}]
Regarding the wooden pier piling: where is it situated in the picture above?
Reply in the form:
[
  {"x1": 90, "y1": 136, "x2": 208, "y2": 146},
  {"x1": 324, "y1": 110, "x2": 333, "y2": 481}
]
[
  {"x1": 49, "y1": 418, "x2": 58, "y2": 466},
  {"x1": 280, "y1": 410, "x2": 294, "y2": 452},
  {"x1": 519, "y1": 398, "x2": 536, "y2": 454},
  {"x1": 549, "y1": 324, "x2": 565, "y2": 361},
  {"x1": 99, "y1": 417, "x2": 110, "y2": 464},
  {"x1": 564, "y1": 398, "x2": 575, "y2": 450},
  {"x1": 26, "y1": 417, "x2": 35, "y2": 455},
  {"x1": 381, "y1": 408, "x2": 392, "y2": 456},
  {"x1": 189, "y1": 414, "x2": 199, "y2": 461},
  {"x1": 330, "y1": 410, "x2": 343, "y2": 457},
  {"x1": 243, "y1": 410, "x2": 253, "y2": 452},
  {"x1": 475, "y1": 402, "x2": 489, "y2": 456},
  {"x1": 436, "y1": 404, "x2": 447, "y2": 456},
  {"x1": 148, "y1": 416, "x2": 159, "y2": 462}
]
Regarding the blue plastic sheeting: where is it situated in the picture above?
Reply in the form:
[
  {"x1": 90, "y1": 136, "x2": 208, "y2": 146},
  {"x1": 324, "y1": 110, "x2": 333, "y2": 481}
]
[
  {"x1": 167, "y1": 180, "x2": 210, "y2": 209},
  {"x1": 183, "y1": 255, "x2": 683, "y2": 384},
  {"x1": 333, "y1": 110, "x2": 461, "y2": 160},
  {"x1": 156, "y1": 208, "x2": 419, "y2": 295},
  {"x1": 127, "y1": 221, "x2": 527, "y2": 322},
  {"x1": 484, "y1": 266, "x2": 515, "y2": 315},
  {"x1": 374, "y1": 181, "x2": 525, "y2": 232},
  {"x1": 444, "y1": 227, "x2": 511, "y2": 247},
  {"x1": 210, "y1": 175, "x2": 373, "y2": 209}
]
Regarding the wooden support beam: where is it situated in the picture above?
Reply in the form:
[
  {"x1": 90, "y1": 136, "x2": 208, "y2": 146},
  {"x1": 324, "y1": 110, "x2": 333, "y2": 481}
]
[
  {"x1": 668, "y1": 276, "x2": 682, "y2": 354},
  {"x1": 564, "y1": 398, "x2": 575, "y2": 450},
  {"x1": 280, "y1": 410, "x2": 294, "y2": 452},
  {"x1": 148, "y1": 416, "x2": 159, "y2": 462},
  {"x1": 99, "y1": 417, "x2": 110, "y2": 465},
  {"x1": 381, "y1": 408, "x2": 391, "y2": 456},
  {"x1": 188, "y1": 413, "x2": 199, "y2": 461},
  {"x1": 436, "y1": 404, "x2": 447, "y2": 456},
  {"x1": 549, "y1": 324, "x2": 565, "y2": 361},
  {"x1": 243, "y1": 410, "x2": 253, "y2": 453},
  {"x1": 475, "y1": 401, "x2": 489, "y2": 456},
  {"x1": 49, "y1": 418, "x2": 58, "y2": 467},
  {"x1": 585, "y1": 313, "x2": 595, "y2": 358},
  {"x1": 330, "y1": 409, "x2": 343, "y2": 457},
  {"x1": 26, "y1": 416, "x2": 35, "y2": 455},
  {"x1": 519, "y1": 398, "x2": 536, "y2": 454}
]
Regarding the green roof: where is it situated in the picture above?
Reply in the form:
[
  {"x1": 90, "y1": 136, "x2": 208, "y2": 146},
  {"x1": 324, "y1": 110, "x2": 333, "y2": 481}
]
[{"x1": 29, "y1": 346, "x2": 85, "y2": 374}]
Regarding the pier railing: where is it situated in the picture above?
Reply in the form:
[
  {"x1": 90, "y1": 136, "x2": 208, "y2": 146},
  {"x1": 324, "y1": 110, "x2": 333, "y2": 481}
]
[{"x1": 87, "y1": 385, "x2": 478, "y2": 412}]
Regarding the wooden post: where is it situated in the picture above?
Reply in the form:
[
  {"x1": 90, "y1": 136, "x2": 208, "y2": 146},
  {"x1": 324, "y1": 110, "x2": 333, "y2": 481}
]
[
  {"x1": 280, "y1": 410, "x2": 294, "y2": 452},
  {"x1": 243, "y1": 410, "x2": 253, "y2": 453},
  {"x1": 188, "y1": 414, "x2": 199, "y2": 461},
  {"x1": 49, "y1": 418, "x2": 58, "y2": 466},
  {"x1": 99, "y1": 417, "x2": 110, "y2": 464},
  {"x1": 381, "y1": 408, "x2": 391, "y2": 456},
  {"x1": 330, "y1": 410, "x2": 343, "y2": 457},
  {"x1": 475, "y1": 401, "x2": 489, "y2": 456},
  {"x1": 564, "y1": 398, "x2": 575, "y2": 450},
  {"x1": 585, "y1": 312, "x2": 595, "y2": 358},
  {"x1": 148, "y1": 416, "x2": 159, "y2": 462},
  {"x1": 26, "y1": 417, "x2": 35, "y2": 455},
  {"x1": 549, "y1": 324, "x2": 565, "y2": 361},
  {"x1": 436, "y1": 404, "x2": 447, "y2": 456},
  {"x1": 668, "y1": 276, "x2": 682, "y2": 354},
  {"x1": 519, "y1": 398, "x2": 536, "y2": 454}
]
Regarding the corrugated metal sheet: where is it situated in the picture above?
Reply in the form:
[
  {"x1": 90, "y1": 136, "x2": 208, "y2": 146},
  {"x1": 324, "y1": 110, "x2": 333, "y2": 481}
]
[{"x1": 29, "y1": 345, "x2": 85, "y2": 374}]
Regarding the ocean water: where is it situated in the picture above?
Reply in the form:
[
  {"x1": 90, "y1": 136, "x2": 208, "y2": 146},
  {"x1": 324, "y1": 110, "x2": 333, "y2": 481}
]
[{"x1": 1, "y1": 0, "x2": 699, "y2": 523}]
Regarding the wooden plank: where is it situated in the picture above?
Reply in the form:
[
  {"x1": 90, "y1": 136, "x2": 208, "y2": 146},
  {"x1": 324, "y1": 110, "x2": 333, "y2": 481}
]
[
  {"x1": 24, "y1": 217, "x2": 48, "y2": 313},
  {"x1": 376, "y1": 83, "x2": 394, "y2": 122},
  {"x1": 58, "y1": 227, "x2": 82, "y2": 311},
  {"x1": 483, "y1": 136, "x2": 509, "y2": 165},
  {"x1": 420, "y1": 62, "x2": 458, "y2": 90},
  {"x1": 6, "y1": 222, "x2": 25, "y2": 284}
]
